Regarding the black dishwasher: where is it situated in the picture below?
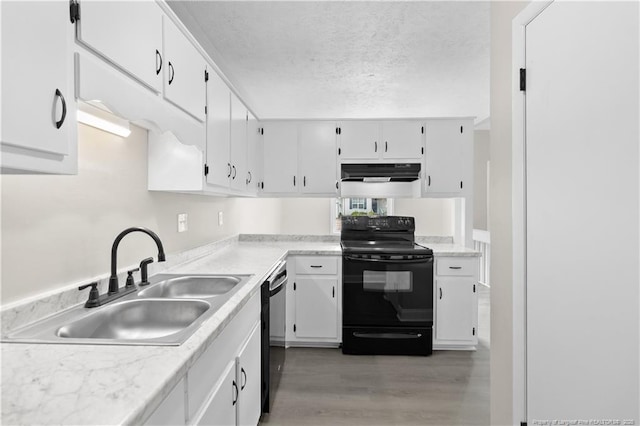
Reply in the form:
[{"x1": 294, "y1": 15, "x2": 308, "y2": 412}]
[{"x1": 261, "y1": 260, "x2": 287, "y2": 413}]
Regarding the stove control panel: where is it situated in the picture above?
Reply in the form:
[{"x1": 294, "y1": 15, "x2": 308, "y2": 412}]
[{"x1": 341, "y1": 216, "x2": 415, "y2": 232}]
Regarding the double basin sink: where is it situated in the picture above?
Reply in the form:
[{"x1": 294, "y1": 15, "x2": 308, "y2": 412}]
[{"x1": 4, "y1": 274, "x2": 252, "y2": 346}]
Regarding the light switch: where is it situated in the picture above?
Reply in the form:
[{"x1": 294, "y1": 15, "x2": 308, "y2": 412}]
[
  {"x1": 178, "y1": 213, "x2": 188, "y2": 232},
  {"x1": 218, "y1": 211, "x2": 223, "y2": 226}
]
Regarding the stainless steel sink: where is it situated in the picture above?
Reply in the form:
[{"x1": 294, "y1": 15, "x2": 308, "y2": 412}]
[
  {"x1": 56, "y1": 299, "x2": 210, "y2": 340},
  {"x1": 138, "y1": 275, "x2": 248, "y2": 299},
  {"x1": 3, "y1": 273, "x2": 253, "y2": 346}
]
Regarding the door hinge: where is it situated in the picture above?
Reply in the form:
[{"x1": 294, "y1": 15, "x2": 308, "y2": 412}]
[
  {"x1": 204, "y1": 105, "x2": 207, "y2": 115},
  {"x1": 204, "y1": 69, "x2": 209, "y2": 82},
  {"x1": 472, "y1": 327, "x2": 476, "y2": 336},
  {"x1": 204, "y1": 164, "x2": 209, "y2": 176},
  {"x1": 69, "y1": 0, "x2": 80, "y2": 23},
  {"x1": 520, "y1": 68, "x2": 526, "y2": 91},
  {"x1": 293, "y1": 324, "x2": 296, "y2": 333}
]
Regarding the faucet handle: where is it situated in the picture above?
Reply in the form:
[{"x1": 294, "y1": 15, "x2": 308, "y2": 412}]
[
  {"x1": 126, "y1": 268, "x2": 140, "y2": 288},
  {"x1": 79, "y1": 282, "x2": 100, "y2": 308}
]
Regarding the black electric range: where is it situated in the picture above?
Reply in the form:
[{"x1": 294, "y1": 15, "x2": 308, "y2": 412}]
[{"x1": 340, "y1": 216, "x2": 434, "y2": 356}]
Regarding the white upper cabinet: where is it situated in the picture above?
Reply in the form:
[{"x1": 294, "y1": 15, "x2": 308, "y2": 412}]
[
  {"x1": 424, "y1": 119, "x2": 471, "y2": 194},
  {"x1": 206, "y1": 70, "x2": 231, "y2": 188},
  {"x1": 298, "y1": 122, "x2": 338, "y2": 195},
  {"x1": 262, "y1": 122, "x2": 298, "y2": 193},
  {"x1": 246, "y1": 112, "x2": 261, "y2": 193},
  {"x1": 338, "y1": 121, "x2": 424, "y2": 162},
  {"x1": 338, "y1": 121, "x2": 380, "y2": 160},
  {"x1": 230, "y1": 94, "x2": 248, "y2": 192},
  {"x1": 163, "y1": 16, "x2": 207, "y2": 122},
  {"x1": 76, "y1": 1, "x2": 163, "y2": 93},
  {"x1": 380, "y1": 121, "x2": 424, "y2": 159},
  {"x1": 1, "y1": 0, "x2": 77, "y2": 174}
]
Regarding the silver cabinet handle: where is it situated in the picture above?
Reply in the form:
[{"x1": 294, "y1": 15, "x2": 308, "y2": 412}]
[{"x1": 449, "y1": 266, "x2": 462, "y2": 270}]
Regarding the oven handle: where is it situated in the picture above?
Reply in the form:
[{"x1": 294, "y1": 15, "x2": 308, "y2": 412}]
[
  {"x1": 352, "y1": 332, "x2": 423, "y2": 339},
  {"x1": 344, "y1": 255, "x2": 431, "y2": 264}
]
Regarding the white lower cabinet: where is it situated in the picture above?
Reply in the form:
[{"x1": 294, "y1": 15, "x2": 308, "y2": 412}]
[
  {"x1": 194, "y1": 361, "x2": 236, "y2": 426},
  {"x1": 193, "y1": 322, "x2": 261, "y2": 426},
  {"x1": 144, "y1": 291, "x2": 261, "y2": 426},
  {"x1": 236, "y1": 323, "x2": 262, "y2": 426},
  {"x1": 433, "y1": 256, "x2": 479, "y2": 349},
  {"x1": 287, "y1": 256, "x2": 341, "y2": 345}
]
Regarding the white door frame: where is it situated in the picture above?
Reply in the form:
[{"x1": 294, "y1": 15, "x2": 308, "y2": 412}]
[{"x1": 511, "y1": 2, "x2": 553, "y2": 424}]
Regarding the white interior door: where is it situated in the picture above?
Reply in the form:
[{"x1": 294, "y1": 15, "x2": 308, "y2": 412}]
[{"x1": 525, "y1": 1, "x2": 639, "y2": 420}]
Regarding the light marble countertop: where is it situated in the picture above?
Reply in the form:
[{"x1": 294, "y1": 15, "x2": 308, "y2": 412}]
[{"x1": 1, "y1": 239, "x2": 477, "y2": 425}]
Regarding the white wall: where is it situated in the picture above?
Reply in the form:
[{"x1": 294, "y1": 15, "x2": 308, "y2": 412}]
[
  {"x1": 0, "y1": 124, "x2": 278, "y2": 304},
  {"x1": 490, "y1": 1, "x2": 530, "y2": 425},
  {"x1": 474, "y1": 129, "x2": 490, "y2": 230},
  {"x1": 394, "y1": 198, "x2": 455, "y2": 236}
]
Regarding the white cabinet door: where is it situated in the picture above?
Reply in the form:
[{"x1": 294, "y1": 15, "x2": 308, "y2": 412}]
[
  {"x1": 338, "y1": 121, "x2": 380, "y2": 160},
  {"x1": 76, "y1": 0, "x2": 163, "y2": 93},
  {"x1": 1, "y1": 0, "x2": 75, "y2": 172},
  {"x1": 230, "y1": 94, "x2": 248, "y2": 192},
  {"x1": 424, "y1": 120, "x2": 466, "y2": 194},
  {"x1": 381, "y1": 121, "x2": 424, "y2": 160},
  {"x1": 236, "y1": 323, "x2": 261, "y2": 426},
  {"x1": 246, "y1": 112, "x2": 261, "y2": 193},
  {"x1": 206, "y1": 71, "x2": 231, "y2": 188},
  {"x1": 299, "y1": 122, "x2": 338, "y2": 194},
  {"x1": 262, "y1": 122, "x2": 298, "y2": 193},
  {"x1": 294, "y1": 277, "x2": 338, "y2": 339},
  {"x1": 163, "y1": 16, "x2": 206, "y2": 122},
  {"x1": 193, "y1": 361, "x2": 237, "y2": 426},
  {"x1": 435, "y1": 278, "x2": 477, "y2": 342}
]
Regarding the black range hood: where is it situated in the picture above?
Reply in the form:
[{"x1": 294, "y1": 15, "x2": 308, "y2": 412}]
[{"x1": 341, "y1": 163, "x2": 421, "y2": 182}]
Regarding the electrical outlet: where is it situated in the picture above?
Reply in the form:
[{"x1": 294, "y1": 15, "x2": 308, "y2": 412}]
[
  {"x1": 218, "y1": 211, "x2": 223, "y2": 226},
  {"x1": 178, "y1": 213, "x2": 188, "y2": 232}
]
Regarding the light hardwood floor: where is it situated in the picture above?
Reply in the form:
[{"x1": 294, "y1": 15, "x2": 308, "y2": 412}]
[{"x1": 261, "y1": 286, "x2": 490, "y2": 425}]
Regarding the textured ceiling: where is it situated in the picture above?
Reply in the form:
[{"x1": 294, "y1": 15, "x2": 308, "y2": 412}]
[{"x1": 169, "y1": 1, "x2": 490, "y2": 121}]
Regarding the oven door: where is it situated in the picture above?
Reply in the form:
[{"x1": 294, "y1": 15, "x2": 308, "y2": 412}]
[{"x1": 342, "y1": 253, "x2": 433, "y2": 327}]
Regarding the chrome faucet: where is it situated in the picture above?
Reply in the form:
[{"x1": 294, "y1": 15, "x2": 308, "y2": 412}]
[{"x1": 108, "y1": 227, "x2": 166, "y2": 294}]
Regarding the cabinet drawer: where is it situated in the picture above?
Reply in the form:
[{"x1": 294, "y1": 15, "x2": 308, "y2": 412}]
[
  {"x1": 294, "y1": 256, "x2": 338, "y2": 275},
  {"x1": 436, "y1": 257, "x2": 477, "y2": 276}
]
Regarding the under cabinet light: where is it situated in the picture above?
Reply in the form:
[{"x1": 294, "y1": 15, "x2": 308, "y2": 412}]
[{"x1": 77, "y1": 101, "x2": 131, "y2": 138}]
